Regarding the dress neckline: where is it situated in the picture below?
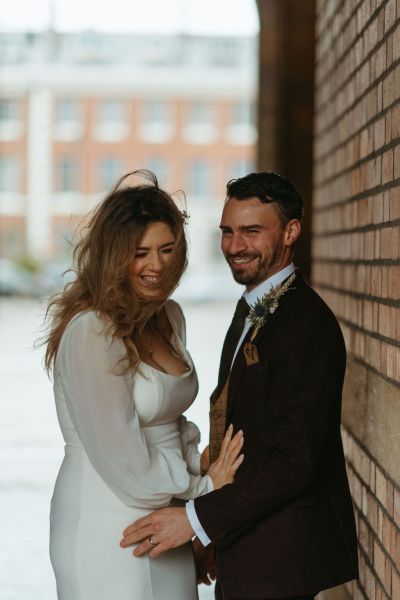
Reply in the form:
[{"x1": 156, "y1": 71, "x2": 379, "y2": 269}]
[{"x1": 139, "y1": 302, "x2": 193, "y2": 379}]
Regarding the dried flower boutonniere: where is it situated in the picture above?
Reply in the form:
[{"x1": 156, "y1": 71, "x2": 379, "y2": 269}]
[{"x1": 244, "y1": 272, "x2": 296, "y2": 366}]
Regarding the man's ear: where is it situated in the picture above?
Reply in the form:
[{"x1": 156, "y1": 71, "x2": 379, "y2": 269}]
[{"x1": 284, "y1": 219, "x2": 301, "y2": 247}]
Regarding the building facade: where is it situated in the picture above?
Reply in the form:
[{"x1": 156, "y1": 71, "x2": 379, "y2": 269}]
[{"x1": 0, "y1": 31, "x2": 257, "y2": 279}]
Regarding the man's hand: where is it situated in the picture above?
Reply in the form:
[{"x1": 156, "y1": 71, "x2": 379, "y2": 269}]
[
  {"x1": 193, "y1": 536, "x2": 216, "y2": 585},
  {"x1": 120, "y1": 507, "x2": 195, "y2": 558}
]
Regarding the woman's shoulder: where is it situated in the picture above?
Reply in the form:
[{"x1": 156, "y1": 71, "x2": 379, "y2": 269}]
[
  {"x1": 62, "y1": 310, "x2": 109, "y2": 342},
  {"x1": 165, "y1": 298, "x2": 183, "y2": 318},
  {"x1": 165, "y1": 299, "x2": 185, "y2": 325},
  {"x1": 164, "y1": 299, "x2": 186, "y2": 339}
]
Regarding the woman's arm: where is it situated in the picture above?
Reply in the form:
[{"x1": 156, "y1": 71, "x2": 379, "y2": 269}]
[{"x1": 56, "y1": 311, "x2": 206, "y2": 508}]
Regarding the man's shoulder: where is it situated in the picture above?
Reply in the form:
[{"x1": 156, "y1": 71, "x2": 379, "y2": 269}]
[{"x1": 284, "y1": 273, "x2": 342, "y2": 335}]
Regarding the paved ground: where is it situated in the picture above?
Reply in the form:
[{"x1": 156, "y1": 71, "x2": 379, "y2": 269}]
[{"x1": 0, "y1": 296, "x2": 236, "y2": 599}]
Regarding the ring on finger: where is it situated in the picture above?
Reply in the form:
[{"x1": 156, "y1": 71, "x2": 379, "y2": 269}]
[{"x1": 149, "y1": 536, "x2": 157, "y2": 547}]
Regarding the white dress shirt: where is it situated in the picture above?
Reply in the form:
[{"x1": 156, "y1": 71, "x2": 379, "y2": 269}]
[{"x1": 186, "y1": 263, "x2": 296, "y2": 545}]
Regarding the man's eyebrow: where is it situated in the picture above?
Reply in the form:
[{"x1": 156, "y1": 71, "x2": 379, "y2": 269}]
[{"x1": 219, "y1": 224, "x2": 264, "y2": 230}]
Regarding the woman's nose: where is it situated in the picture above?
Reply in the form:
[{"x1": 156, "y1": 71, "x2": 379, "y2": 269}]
[{"x1": 148, "y1": 252, "x2": 163, "y2": 271}]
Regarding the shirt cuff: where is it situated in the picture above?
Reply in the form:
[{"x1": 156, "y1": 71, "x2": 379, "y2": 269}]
[{"x1": 185, "y1": 500, "x2": 211, "y2": 546}]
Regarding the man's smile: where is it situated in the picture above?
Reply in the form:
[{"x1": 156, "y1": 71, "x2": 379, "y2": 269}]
[{"x1": 228, "y1": 254, "x2": 259, "y2": 268}]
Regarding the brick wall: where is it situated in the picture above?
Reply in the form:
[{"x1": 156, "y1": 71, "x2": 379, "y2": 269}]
[{"x1": 313, "y1": 1, "x2": 400, "y2": 599}]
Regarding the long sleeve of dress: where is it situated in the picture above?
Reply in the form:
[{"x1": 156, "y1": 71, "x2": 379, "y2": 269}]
[
  {"x1": 178, "y1": 416, "x2": 202, "y2": 475},
  {"x1": 56, "y1": 311, "x2": 212, "y2": 508}
]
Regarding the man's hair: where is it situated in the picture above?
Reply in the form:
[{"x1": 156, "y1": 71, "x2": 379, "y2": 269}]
[{"x1": 226, "y1": 171, "x2": 304, "y2": 224}]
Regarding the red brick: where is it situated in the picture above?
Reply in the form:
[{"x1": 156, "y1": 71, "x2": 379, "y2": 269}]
[
  {"x1": 388, "y1": 266, "x2": 400, "y2": 298},
  {"x1": 370, "y1": 461, "x2": 376, "y2": 494},
  {"x1": 385, "y1": 0, "x2": 396, "y2": 32},
  {"x1": 359, "y1": 517, "x2": 370, "y2": 554},
  {"x1": 380, "y1": 227, "x2": 393, "y2": 258},
  {"x1": 394, "y1": 531, "x2": 400, "y2": 572},
  {"x1": 375, "y1": 43, "x2": 387, "y2": 79},
  {"x1": 382, "y1": 514, "x2": 392, "y2": 553},
  {"x1": 366, "y1": 561, "x2": 377, "y2": 599},
  {"x1": 382, "y1": 149, "x2": 394, "y2": 183},
  {"x1": 382, "y1": 266, "x2": 389, "y2": 298},
  {"x1": 394, "y1": 144, "x2": 400, "y2": 180},
  {"x1": 394, "y1": 488, "x2": 400, "y2": 527},
  {"x1": 389, "y1": 188, "x2": 400, "y2": 220},
  {"x1": 369, "y1": 494, "x2": 380, "y2": 532},
  {"x1": 386, "y1": 478, "x2": 396, "y2": 517},
  {"x1": 383, "y1": 70, "x2": 395, "y2": 109},
  {"x1": 373, "y1": 193, "x2": 384, "y2": 224},
  {"x1": 393, "y1": 23, "x2": 400, "y2": 61},
  {"x1": 387, "y1": 32, "x2": 394, "y2": 65},
  {"x1": 393, "y1": 569, "x2": 400, "y2": 600},
  {"x1": 384, "y1": 190, "x2": 391, "y2": 221},
  {"x1": 384, "y1": 558, "x2": 392, "y2": 596},
  {"x1": 374, "y1": 540, "x2": 386, "y2": 583},
  {"x1": 385, "y1": 111, "x2": 392, "y2": 144},
  {"x1": 392, "y1": 104, "x2": 400, "y2": 139},
  {"x1": 363, "y1": 300, "x2": 373, "y2": 330},
  {"x1": 379, "y1": 303, "x2": 391, "y2": 337},
  {"x1": 376, "y1": 468, "x2": 387, "y2": 506}
]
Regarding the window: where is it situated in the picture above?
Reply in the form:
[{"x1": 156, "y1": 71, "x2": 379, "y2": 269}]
[
  {"x1": 144, "y1": 156, "x2": 168, "y2": 180},
  {"x1": 0, "y1": 99, "x2": 19, "y2": 121},
  {"x1": 0, "y1": 156, "x2": 19, "y2": 191},
  {"x1": 56, "y1": 99, "x2": 80, "y2": 122},
  {"x1": 188, "y1": 102, "x2": 214, "y2": 125},
  {"x1": 143, "y1": 101, "x2": 170, "y2": 124},
  {"x1": 56, "y1": 157, "x2": 79, "y2": 192},
  {"x1": 98, "y1": 100, "x2": 125, "y2": 123},
  {"x1": 187, "y1": 160, "x2": 212, "y2": 196},
  {"x1": 98, "y1": 157, "x2": 123, "y2": 191},
  {"x1": 139, "y1": 100, "x2": 173, "y2": 143},
  {"x1": 231, "y1": 102, "x2": 255, "y2": 126},
  {"x1": 210, "y1": 39, "x2": 239, "y2": 66},
  {"x1": 228, "y1": 158, "x2": 255, "y2": 180}
]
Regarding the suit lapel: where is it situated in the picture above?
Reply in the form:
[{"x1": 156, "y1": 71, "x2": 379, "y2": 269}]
[{"x1": 226, "y1": 272, "x2": 304, "y2": 423}]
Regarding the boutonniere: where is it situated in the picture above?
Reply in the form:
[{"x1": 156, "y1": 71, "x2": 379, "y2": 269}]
[{"x1": 244, "y1": 272, "x2": 296, "y2": 366}]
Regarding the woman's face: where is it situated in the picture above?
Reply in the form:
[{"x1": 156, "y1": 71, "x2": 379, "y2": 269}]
[{"x1": 129, "y1": 221, "x2": 176, "y2": 298}]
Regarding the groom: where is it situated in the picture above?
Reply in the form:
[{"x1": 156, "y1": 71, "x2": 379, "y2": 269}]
[{"x1": 121, "y1": 172, "x2": 359, "y2": 599}]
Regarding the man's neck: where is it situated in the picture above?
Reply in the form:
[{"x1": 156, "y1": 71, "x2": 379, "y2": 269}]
[
  {"x1": 245, "y1": 261, "x2": 294, "y2": 294},
  {"x1": 243, "y1": 263, "x2": 296, "y2": 305}
]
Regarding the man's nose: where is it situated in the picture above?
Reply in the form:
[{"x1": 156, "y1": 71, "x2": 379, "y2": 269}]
[{"x1": 227, "y1": 233, "x2": 247, "y2": 255}]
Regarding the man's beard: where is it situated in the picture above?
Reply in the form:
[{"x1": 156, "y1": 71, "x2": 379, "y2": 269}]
[{"x1": 226, "y1": 243, "x2": 285, "y2": 287}]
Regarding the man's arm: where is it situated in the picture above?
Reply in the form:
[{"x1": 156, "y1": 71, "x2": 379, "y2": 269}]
[{"x1": 194, "y1": 316, "x2": 346, "y2": 546}]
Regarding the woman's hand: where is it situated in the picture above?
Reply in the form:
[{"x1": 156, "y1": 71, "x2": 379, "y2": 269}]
[
  {"x1": 200, "y1": 445, "x2": 210, "y2": 475},
  {"x1": 207, "y1": 425, "x2": 244, "y2": 489}
]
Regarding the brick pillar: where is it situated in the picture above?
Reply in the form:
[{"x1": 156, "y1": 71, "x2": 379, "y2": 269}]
[{"x1": 313, "y1": 1, "x2": 400, "y2": 598}]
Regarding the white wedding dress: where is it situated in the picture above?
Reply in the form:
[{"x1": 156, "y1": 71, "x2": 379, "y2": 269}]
[{"x1": 50, "y1": 300, "x2": 212, "y2": 600}]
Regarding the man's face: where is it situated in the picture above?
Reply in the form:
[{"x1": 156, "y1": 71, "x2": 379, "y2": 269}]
[{"x1": 220, "y1": 197, "x2": 297, "y2": 291}]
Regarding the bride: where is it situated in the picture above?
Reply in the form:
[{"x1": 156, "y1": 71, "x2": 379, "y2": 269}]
[{"x1": 43, "y1": 171, "x2": 243, "y2": 600}]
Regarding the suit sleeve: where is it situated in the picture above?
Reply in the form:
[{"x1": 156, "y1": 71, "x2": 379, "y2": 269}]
[{"x1": 194, "y1": 314, "x2": 346, "y2": 546}]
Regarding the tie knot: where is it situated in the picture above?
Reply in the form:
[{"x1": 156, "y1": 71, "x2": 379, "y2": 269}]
[{"x1": 234, "y1": 297, "x2": 250, "y2": 319}]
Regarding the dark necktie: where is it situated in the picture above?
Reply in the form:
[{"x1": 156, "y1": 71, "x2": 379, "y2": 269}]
[{"x1": 215, "y1": 297, "x2": 250, "y2": 395}]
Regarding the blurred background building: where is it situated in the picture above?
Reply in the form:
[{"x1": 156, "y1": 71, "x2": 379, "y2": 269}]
[
  {"x1": 2, "y1": 1, "x2": 400, "y2": 599},
  {"x1": 0, "y1": 30, "x2": 256, "y2": 297}
]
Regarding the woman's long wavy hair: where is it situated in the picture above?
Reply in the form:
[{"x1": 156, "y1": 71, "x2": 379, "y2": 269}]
[{"x1": 43, "y1": 170, "x2": 188, "y2": 375}]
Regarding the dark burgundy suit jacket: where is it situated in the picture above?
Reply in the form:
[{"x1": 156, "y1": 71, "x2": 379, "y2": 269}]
[{"x1": 194, "y1": 273, "x2": 359, "y2": 598}]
